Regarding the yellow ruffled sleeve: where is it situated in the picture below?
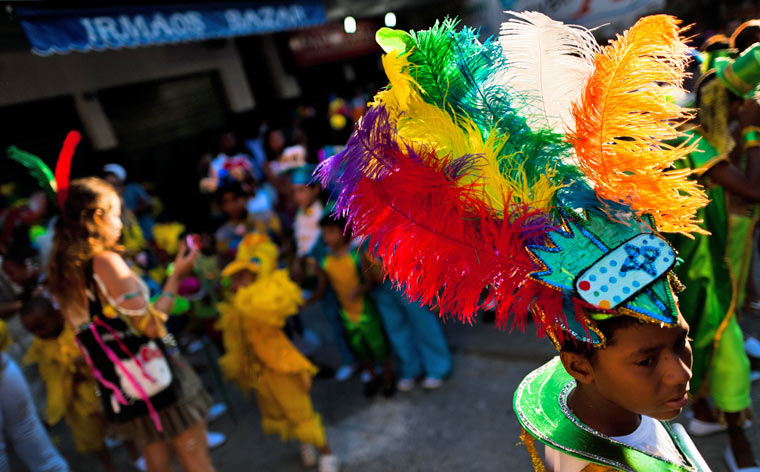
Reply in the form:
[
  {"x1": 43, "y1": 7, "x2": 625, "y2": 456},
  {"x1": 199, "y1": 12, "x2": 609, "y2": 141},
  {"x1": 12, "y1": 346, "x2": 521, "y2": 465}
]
[
  {"x1": 71, "y1": 378, "x2": 101, "y2": 419},
  {"x1": 24, "y1": 328, "x2": 81, "y2": 425},
  {"x1": 247, "y1": 322, "x2": 317, "y2": 375},
  {"x1": 216, "y1": 301, "x2": 262, "y2": 393},
  {"x1": 226, "y1": 270, "x2": 316, "y2": 375},
  {"x1": 217, "y1": 268, "x2": 317, "y2": 390}
]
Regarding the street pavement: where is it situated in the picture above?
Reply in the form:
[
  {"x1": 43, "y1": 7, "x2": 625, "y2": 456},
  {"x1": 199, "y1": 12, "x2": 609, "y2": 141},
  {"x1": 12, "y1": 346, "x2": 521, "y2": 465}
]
[{"x1": 39, "y1": 305, "x2": 760, "y2": 471}]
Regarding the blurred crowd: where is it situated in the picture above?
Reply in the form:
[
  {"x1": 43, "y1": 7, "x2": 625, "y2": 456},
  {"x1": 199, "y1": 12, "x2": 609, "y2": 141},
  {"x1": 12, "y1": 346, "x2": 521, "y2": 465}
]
[{"x1": 0, "y1": 88, "x2": 452, "y2": 471}]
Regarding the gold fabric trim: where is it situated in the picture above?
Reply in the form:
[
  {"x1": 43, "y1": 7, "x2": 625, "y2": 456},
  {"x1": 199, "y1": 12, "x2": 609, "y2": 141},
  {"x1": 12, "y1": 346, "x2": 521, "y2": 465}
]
[
  {"x1": 520, "y1": 428, "x2": 547, "y2": 472},
  {"x1": 716, "y1": 407, "x2": 755, "y2": 427},
  {"x1": 722, "y1": 64, "x2": 754, "y2": 94},
  {"x1": 714, "y1": 213, "x2": 759, "y2": 348}
]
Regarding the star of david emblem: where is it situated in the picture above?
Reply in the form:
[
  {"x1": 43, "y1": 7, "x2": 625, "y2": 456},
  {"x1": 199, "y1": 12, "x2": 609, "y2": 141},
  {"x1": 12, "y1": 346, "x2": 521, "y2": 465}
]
[{"x1": 620, "y1": 244, "x2": 660, "y2": 276}]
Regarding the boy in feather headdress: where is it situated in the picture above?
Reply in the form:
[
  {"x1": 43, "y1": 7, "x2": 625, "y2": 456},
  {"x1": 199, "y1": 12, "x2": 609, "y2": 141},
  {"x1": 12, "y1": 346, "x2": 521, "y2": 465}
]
[
  {"x1": 317, "y1": 12, "x2": 715, "y2": 471},
  {"x1": 216, "y1": 233, "x2": 339, "y2": 472}
]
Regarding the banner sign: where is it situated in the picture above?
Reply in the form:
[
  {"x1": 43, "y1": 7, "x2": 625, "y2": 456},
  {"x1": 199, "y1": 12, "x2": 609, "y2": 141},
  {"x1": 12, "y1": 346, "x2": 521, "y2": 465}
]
[
  {"x1": 463, "y1": 0, "x2": 665, "y2": 39},
  {"x1": 288, "y1": 20, "x2": 379, "y2": 67},
  {"x1": 504, "y1": 0, "x2": 665, "y2": 35},
  {"x1": 16, "y1": 1, "x2": 326, "y2": 56}
]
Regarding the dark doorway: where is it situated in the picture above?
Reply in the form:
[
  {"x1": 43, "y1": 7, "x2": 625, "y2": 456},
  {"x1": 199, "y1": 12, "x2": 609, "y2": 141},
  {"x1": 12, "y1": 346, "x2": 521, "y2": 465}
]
[{"x1": 98, "y1": 72, "x2": 228, "y2": 229}]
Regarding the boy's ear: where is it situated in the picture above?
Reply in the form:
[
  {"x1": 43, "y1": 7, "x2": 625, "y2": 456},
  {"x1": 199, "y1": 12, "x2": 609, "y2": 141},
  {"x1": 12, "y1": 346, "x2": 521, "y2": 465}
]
[
  {"x1": 93, "y1": 208, "x2": 105, "y2": 224},
  {"x1": 559, "y1": 351, "x2": 595, "y2": 385}
]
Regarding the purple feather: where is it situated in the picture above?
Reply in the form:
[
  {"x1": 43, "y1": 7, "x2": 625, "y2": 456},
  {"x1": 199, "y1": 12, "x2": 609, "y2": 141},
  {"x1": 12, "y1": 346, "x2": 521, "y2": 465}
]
[
  {"x1": 317, "y1": 105, "x2": 412, "y2": 216},
  {"x1": 316, "y1": 104, "x2": 488, "y2": 216}
]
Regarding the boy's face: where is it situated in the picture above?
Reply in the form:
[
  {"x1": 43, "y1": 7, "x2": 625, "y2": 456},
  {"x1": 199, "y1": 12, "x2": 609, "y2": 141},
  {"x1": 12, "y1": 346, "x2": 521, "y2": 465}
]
[
  {"x1": 21, "y1": 307, "x2": 64, "y2": 340},
  {"x1": 292, "y1": 184, "x2": 318, "y2": 210},
  {"x1": 220, "y1": 133, "x2": 236, "y2": 154},
  {"x1": 321, "y1": 225, "x2": 345, "y2": 251},
  {"x1": 569, "y1": 316, "x2": 692, "y2": 421},
  {"x1": 220, "y1": 192, "x2": 246, "y2": 220},
  {"x1": 230, "y1": 269, "x2": 257, "y2": 292},
  {"x1": 268, "y1": 130, "x2": 285, "y2": 154}
]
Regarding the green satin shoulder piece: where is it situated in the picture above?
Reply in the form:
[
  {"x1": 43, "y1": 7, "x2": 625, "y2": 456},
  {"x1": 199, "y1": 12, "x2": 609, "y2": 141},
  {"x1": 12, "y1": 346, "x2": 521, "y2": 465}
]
[
  {"x1": 683, "y1": 128, "x2": 725, "y2": 170},
  {"x1": 513, "y1": 357, "x2": 707, "y2": 472}
]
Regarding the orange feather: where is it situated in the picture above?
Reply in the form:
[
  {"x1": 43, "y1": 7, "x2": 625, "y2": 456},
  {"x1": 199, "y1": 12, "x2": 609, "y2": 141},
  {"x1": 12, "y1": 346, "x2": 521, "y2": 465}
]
[{"x1": 568, "y1": 15, "x2": 707, "y2": 236}]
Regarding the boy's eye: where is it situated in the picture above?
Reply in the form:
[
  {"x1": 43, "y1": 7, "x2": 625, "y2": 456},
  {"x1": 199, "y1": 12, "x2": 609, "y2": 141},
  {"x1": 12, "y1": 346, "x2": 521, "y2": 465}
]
[{"x1": 637, "y1": 357, "x2": 655, "y2": 367}]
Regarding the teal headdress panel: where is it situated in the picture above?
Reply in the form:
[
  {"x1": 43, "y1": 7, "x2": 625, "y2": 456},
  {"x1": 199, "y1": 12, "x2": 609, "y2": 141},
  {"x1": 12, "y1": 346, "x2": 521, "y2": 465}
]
[{"x1": 529, "y1": 209, "x2": 680, "y2": 345}]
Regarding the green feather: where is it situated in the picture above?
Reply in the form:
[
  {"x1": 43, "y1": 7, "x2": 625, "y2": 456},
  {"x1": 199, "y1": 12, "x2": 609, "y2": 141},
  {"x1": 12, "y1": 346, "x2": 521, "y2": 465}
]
[
  {"x1": 6, "y1": 146, "x2": 57, "y2": 200},
  {"x1": 394, "y1": 19, "x2": 583, "y2": 205}
]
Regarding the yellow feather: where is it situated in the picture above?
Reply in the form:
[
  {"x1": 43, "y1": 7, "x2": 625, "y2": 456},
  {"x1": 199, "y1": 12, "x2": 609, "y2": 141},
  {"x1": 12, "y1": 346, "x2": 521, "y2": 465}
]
[
  {"x1": 371, "y1": 51, "x2": 413, "y2": 114},
  {"x1": 373, "y1": 50, "x2": 562, "y2": 213}
]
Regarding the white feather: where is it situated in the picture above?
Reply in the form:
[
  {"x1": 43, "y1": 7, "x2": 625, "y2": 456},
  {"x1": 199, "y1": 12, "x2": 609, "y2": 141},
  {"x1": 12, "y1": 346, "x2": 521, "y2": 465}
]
[{"x1": 497, "y1": 11, "x2": 599, "y2": 134}]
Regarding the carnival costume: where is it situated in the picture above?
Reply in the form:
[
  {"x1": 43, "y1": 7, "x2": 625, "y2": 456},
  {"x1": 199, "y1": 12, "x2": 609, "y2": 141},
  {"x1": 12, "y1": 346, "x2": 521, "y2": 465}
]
[
  {"x1": 24, "y1": 326, "x2": 108, "y2": 454},
  {"x1": 216, "y1": 233, "x2": 326, "y2": 447},
  {"x1": 671, "y1": 43, "x2": 760, "y2": 420},
  {"x1": 6, "y1": 132, "x2": 211, "y2": 448},
  {"x1": 697, "y1": 35, "x2": 737, "y2": 76},
  {"x1": 321, "y1": 247, "x2": 389, "y2": 363},
  {"x1": 318, "y1": 11, "x2": 711, "y2": 471}
]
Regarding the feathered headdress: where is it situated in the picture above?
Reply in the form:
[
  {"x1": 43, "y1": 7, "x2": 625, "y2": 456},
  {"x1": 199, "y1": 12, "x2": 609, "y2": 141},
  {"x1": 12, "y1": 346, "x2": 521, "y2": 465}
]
[
  {"x1": 317, "y1": 13, "x2": 706, "y2": 346},
  {"x1": 6, "y1": 131, "x2": 82, "y2": 210}
]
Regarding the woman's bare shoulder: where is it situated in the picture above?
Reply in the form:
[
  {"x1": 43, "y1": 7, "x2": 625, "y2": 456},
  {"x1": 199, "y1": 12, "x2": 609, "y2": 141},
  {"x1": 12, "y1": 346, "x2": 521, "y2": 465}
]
[{"x1": 92, "y1": 251, "x2": 131, "y2": 279}]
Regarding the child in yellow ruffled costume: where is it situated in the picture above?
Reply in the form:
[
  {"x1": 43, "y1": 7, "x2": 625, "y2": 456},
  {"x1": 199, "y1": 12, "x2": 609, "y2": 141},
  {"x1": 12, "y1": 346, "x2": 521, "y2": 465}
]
[
  {"x1": 20, "y1": 295, "x2": 116, "y2": 472},
  {"x1": 216, "y1": 233, "x2": 339, "y2": 472}
]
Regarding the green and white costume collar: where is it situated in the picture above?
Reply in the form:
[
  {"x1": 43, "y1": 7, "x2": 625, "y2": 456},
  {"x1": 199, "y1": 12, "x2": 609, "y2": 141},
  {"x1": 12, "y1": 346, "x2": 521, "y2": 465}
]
[{"x1": 514, "y1": 357, "x2": 710, "y2": 472}]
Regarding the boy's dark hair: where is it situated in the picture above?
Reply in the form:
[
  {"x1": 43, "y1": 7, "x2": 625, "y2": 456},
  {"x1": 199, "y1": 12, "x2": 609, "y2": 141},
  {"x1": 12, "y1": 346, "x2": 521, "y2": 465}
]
[
  {"x1": 214, "y1": 182, "x2": 247, "y2": 202},
  {"x1": 319, "y1": 214, "x2": 348, "y2": 230},
  {"x1": 560, "y1": 315, "x2": 644, "y2": 362},
  {"x1": 20, "y1": 295, "x2": 55, "y2": 319},
  {"x1": 730, "y1": 20, "x2": 760, "y2": 52}
]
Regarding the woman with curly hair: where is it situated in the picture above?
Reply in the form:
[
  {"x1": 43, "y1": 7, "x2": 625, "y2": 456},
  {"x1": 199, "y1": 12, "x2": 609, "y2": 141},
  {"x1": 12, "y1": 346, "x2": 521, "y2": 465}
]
[{"x1": 47, "y1": 177, "x2": 214, "y2": 472}]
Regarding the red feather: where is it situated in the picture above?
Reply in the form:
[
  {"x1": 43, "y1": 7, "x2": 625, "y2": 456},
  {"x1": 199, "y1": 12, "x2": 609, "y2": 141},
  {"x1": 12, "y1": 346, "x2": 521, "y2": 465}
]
[
  {"x1": 345, "y1": 144, "x2": 566, "y2": 337},
  {"x1": 55, "y1": 131, "x2": 81, "y2": 210}
]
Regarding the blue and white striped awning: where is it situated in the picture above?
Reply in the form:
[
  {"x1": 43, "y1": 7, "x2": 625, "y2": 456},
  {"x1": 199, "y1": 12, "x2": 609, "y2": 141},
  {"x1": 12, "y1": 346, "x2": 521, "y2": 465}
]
[{"x1": 16, "y1": 1, "x2": 326, "y2": 56}]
